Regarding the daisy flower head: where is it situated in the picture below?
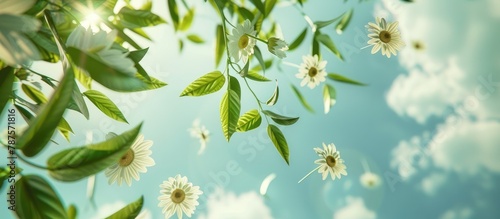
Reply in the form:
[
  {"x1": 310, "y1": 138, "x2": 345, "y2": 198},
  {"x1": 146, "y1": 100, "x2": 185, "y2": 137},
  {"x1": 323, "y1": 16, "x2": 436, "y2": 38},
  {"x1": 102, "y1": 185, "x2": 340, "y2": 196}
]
[
  {"x1": 66, "y1": 26, "x2": 137, "y2": 75},
  {"x1": 366, "y1": 17, "x2": 405, "y2": 58},
  {"x1": 228, "y1": 19, "x2": 256, "y2": 63},
  {"x1": 188, "y1": 119, "x2": 210, "y2": 155},
  {"x1": 360, "y1": 172, "x2": 381, "y2": 189},
  {"x1": 158, "y1": 175, "x2": 203, "y2": 219},
  {"x1": 314, "y1": 143, "x2": 347, "y2": 180},
  {"x1": 267, "y1": 37, "x2": 288, "y2": 59},
  {"x1": 295, "y1": 54, "x2": 327, "y2": 89},
  {"x1": 105, "y1": 134, "x2": 155, "y2": 186}
]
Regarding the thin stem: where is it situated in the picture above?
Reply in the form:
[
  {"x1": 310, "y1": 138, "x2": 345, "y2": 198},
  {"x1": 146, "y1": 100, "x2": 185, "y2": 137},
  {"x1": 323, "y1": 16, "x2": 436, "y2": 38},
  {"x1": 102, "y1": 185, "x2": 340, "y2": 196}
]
[
  {"x1": 292, "y1": 3, "x2": 316, "y2": 32},
  {"x1": 16, "y1": 152, "x2": 53, "y2": 170},
  {"x1": 246, "y1": 34, "x2": 268, "y2": 44},
  {"x1": 298, "y1": 165, "x2": 321, "y2": 183},
  {"x1": 224, "y1": 16, "x2": 236, "y2": 28},
  {"x1": 243, "y1": 78, "x2": 270, "y2": 124}
]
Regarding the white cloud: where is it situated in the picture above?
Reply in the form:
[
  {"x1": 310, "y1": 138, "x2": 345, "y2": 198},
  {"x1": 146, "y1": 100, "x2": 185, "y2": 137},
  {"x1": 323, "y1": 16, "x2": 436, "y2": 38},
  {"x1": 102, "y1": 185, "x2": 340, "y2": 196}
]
[
  {"x1": 333, "y1": 197, "x2": 376, "y2": 219},
  {"x1": 390, "y1": 136, "x2": 430, "y2": 180},
  {"x1": 420, "y1": 173, "x2": 447, "y2": 196},
  {"x1": 198, "y1": 189, "x2": 274, "y2": 219},
  {"x1": 440, "y1": 207, "x2": 473, "y2": 219}
]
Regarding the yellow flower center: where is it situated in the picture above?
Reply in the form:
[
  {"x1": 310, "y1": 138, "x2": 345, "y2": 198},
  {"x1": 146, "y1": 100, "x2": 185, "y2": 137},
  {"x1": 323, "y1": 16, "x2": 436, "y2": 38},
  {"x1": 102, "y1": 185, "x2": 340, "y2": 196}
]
[
  {"x1": 379, "y1": 30, "x2": 391, "y2": 43},
  {"x1": 308, "y1": 67, "x2": 318, "y2": 77},
  {"x1": 326, "y1": 155, "x2": 336, "y2": 168},
  {"x1": 238, "y1": 35, "x2": 250, "y2": 49},
  {"x1": 119, "y1": 149, "x2": 135, "y2": 167},
  {"x1": 171, "y1": 188, "x2": 186, "y2": 204}
]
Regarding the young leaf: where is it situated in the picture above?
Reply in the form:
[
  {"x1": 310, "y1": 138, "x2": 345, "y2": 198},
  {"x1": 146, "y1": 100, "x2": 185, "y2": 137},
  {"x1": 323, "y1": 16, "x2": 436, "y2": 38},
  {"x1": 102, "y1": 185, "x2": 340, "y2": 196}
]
[
  {"x1": 0, "y1": 67, "x2": 15, "y2": 113},
  {"x1": 118, "y1": 7, "x2": 166, "y2": 29},
  {"x1": 67, "y1": 47, "x2": 152, "y2": 92},
  {"x1": 336, "y1": 9, "x2": 353, "y2": 34},
  {"x1": 21, "y1": 83, "x2": 47, "y2": 104},
  {"x1": 84, "y1": 90, "x2": 128, "y2": 123},
  {"x1": 136, "y1": 74, "x2": 168, "y2": 90},
  {"x1": 239, "y1": 61, "x2": 250, "y2": 77},
  {"x1": 15, "y1": 175, "x2": 68, "y2": 219},
  {"x1": 128, "y1": 48, "x2": 149, "y2": 63},
  {"x1": 263, "y1": 110, "x2": 299, "y2": 125},
  {"x1": 58, "y1": 117, "x2": 74, "y2": 141},
  {"x1": 167, "y1": 0, "x2": 180, "y2": 30},
  {"x1": 266, "y1": 80, "x2": 279, "y2": 106},
  {"x1": 249, "y1": 0, "x2": 266, "y2": 15},
  {"x1": 179, "y1": 8, "x2": 195, "y2": 31},
  {"x1": 314, "y1": 13, "x2": 343, "y2": 29},
  {"x1": 16, "y1": 58, "x2": 75, "y2": 157},
  {"x1": 187, "y1": 34, "x2": 205, "y2": 44},
  {"x1": 327, "y1": 73, "x2": 366, "y2": 85},
  {"x1": 288, "y1": 27, "x2": 307, "y2": 51},
  {"x1": 220, "y1": 90, "x2": 241, "y2": 141},
  {"x1": 267, "y1": 124, "x2": 290, "y2": 165},
  {"x1": 47, "y1": 124, "x2": 142, "y2": 181},
  {"x1": 105, "y1": 196, "x2": 144, "y2": 219},
  {"x1": 323, "y1": 84, "x2": 337, "y2": 114},
  {"x1": 264, "y1": 0, "x2": 277, "y2": 17},
  {"x1": 253, "y1": 46, "x2": 266, "y2": 74},
  {"x1": 67, "y1": 205, "x2": 77, "y2": 219},
  {"x1": 68, "y1": 84, "x2": 89, "y2": 119},
  {"x1": 312, "y1": 34, "x2": 320, "y2": 57},
  {"x1": 215, "y1": 25, "x2": 225, "y2": 67},
  {"x1": 291, "y1": 85, "x2": 314, "y2": 113},
  {"x1": 229, "y1": 76, "x2": 241, "y2": 98},
  {"x1": 180, "y1": 71, "x2": 225, "y2": 96},
  {"x1": 315, "y1": 34, "x2": 343, "y2": 61},
  {"x1": 238, "y1": 7, "x2": 254, "y2": 21},
  {"x1": 246, "y1": 71, "x2": 271, "y2": 82},
  {"x1": 236, "y1": 109, "x2": 262, "y2": 132}
]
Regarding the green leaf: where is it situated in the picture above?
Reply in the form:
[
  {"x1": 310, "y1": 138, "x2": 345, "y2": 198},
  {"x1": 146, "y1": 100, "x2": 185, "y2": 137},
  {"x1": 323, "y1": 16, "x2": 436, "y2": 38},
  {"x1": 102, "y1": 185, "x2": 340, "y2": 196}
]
[
  {"x1": 0, "y1": 67, "x2": 15, "y2": 113},
  {"x1": 187, "y1": 34, "x2": 205, "y2": 44},
  {"x1": 105, "y1": 196, "x2": 144, "y2": 219},
  {"x1": 168, "y1": 0, "x2": 180, "y2": 30},
  {"x1": 315, "y1": 33, "x2": 343, "y2": 60},
  {"x1": 323, "y1": 84, "x2": 336, "y2": 114},
  {"x1": 58, "y1": 117, "x2": 74, "y2": 141},
  {"x1": 67, "y1": 47, "x2": 152, "y2": 92},
  {"x1": 314, "y1": 13, "x2": 343, "y2": 29},
  {"x1": 47, "y1": 124, "x2": 142, "y2": 181},
  {"x1": 68, "y1": 84, "x2": 89, "y2": 119},
  {"x1": 21, "y1": 83, "x2": 47, "y2": 104},
  {"x1": 327, "y1": 73, "x2": 366, "y2": 85},
  {"x1": 180, "y1": 71, "x2": 225, "y2": 96},
  {"x1": 15, "y1": 175, "x2": 67, "y2": 219},
  {"x1": 264, "y1": 0, "x2": 277, "y2": 17},
  {"x1": 246, "y1": 70, "x2": 271, "y2": 82},
  {"x1": 16, "y1": 13, "x2": 75, "y2": 157},
  {"x1": 229, "y1": 76, "x2": 241, "y2": 98},
  {"x1": 136, "y1": 74, "x2": 167, "y2": 90},
  {"x1": 84, "y1": 90, "x2": 128, "y2": 123},
  {"x1": 128, "y1": 48, "x2": 149, "y2": 63},
  {"x1": 238, "y1": 7, "x2": 254, "y2": 21},
  {"x1": 239, "y1": 61, "x2": 250, "y2": 77},
  {"x1": 249, "y1": 0, "x2": 266, "y2": 15},
  {"x1": 336, "y1": 9, "x2": 353, "y2": 34},
  {"x1": 67, "y1": 205, "x2": 77, "y2": 219},
  {"x1": 267, "y1": 124, "x2": 289, "y2": 165},
  {"x1": 253, "y1": 46, "x2": 266, "y2": 73},
  {"x1": 288, "y1": 27, "x2": 307, "y2": 51},
  {"x1": 250, "y1": 59, "x2": 273, "y2": 72},
  {"x1": 15, "y1": 104, "x2": 34, "y2": 123},
  {"x1": 215, "y1": 25, "x2": 225, "y2": 67},
  {"x1": 266, "y1": 80, "x2": 279, "y2": 106},
  {"x1": 220, "y1": 90, "x2": 240, "y2": 141},
  {"x1": 118, "y1": 7, "x2": 166, "y2": 29},
  {"x1": 179, "y1": 8, "x2": 195, "y2": 31},
  {"x1": 236, "y1": 109, "x2": 262, "y2": 132},
  {"x1": 312, "y1": 34, "x2": 320, "y2": 57},
  {"x1": 263, "y1": 110, "x2": 299, "y2": 125},
  {"x1": 291, "y1": 85, "x2": 314, "y2": 113}
]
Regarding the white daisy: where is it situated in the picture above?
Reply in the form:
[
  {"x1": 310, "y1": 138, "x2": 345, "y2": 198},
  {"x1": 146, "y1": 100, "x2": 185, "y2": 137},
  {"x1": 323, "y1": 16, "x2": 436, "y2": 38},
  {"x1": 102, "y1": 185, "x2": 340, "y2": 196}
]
[
  {"x1": 267, "y1": 37, "x2": 288, "y2": 59},
  {"x1": 188, "y1": 119, "x2": 210, "y2": 155},
  {"x1": 295, "y1": 54, "x2": 327, "y2": 89},
  {"x1": 366, "y1": 17, "x2": 405, "y2": 58},
  {"x1": 66, "y1": 26, "x2": 137, "y2": 75},
  {"x1": 360, "y1": 172, "x2": 381, "y2": 189},
  {"x1": 227, "y1": 19, "x2": 256, "y2": 63},
  {"x1": 158, "y1": 175, "x2": 203, "y2": 219},
  {"x1": 299, "y1": 143, "x2": 347, "y2": 183},
  {"x1": 0, "y1": 0, "x2": 41, "y2": 66},
  {"x1": 105, "y1": 134, "x2": 155, "y2": 186}
]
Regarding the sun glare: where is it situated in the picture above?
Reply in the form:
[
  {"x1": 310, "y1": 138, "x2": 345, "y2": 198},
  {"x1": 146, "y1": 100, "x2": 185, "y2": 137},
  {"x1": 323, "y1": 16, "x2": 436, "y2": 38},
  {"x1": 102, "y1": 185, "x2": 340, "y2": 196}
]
[{"x1": 81, "y1": 12, "x2": 101, "y2": 29}]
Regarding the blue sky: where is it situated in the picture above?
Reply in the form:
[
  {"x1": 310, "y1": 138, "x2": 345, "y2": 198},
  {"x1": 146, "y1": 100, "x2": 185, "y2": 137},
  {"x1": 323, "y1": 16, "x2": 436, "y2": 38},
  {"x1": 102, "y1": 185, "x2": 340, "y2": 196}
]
[{"x1": 2, "y1": 0, "x2": 500, "y2": 218}]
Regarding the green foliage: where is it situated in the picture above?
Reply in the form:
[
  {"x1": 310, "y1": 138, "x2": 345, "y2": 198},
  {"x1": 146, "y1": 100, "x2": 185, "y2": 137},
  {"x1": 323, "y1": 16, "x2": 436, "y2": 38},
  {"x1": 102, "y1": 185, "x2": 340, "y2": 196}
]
[
  {"x1": 288, "y1": 28, "x2": 308, "y2": 51},
  {"x1": 315, "y1": 34, "x2": 343, "y2": 61},
  {"x1": 336, "y1": 9, "x2": 353, "y2": 34},
  {"x1": 327, "y1": 73, "x2": 366, "y2": 85},
  {"x1": 220, "y1": 89, "x2": 241, "y2": 141},
  {"x1": 67, "y1": 205, "x2": 77, "y2": 219},
  {"x1": 47, "y1": 124, "x2": 142, "y2": 181},
  {"x1": 118, "y1": 7, "x2": 166, "y2": 29},
  {"x1": 187, "y1": 34, "x2": 205, "y2": 44},
  {"x1": 0, "y1": 67, "x2": 14, "y2": 114},
  {"x1": 323, "y1": 84, "x2": 337, "y2": 114},
  {"x1": 15, "y1": 175, "x2": 68, "y2": 219},
  {"x1": 215, "y1": 24, "x2": 225, "y2": 67},
  {"x1": 291, "y1": 85, "x2": 314, "y2": 113},
  {"x1": 180, "y1": 71, "x2": 225, "y2": 96},
  {"x1": 266, "y1": 80, "x2": 279, "y2": 106},
  {"x1": 263, "y1": 110, "x2": 299, "y2": 125},
  {"x1": 105, "y1": 196, "x2": 144, "y2": 219},
  {"x1": 168, "y1": 0, "x2": 180, "y2": 30},
  {"x1": 236, "y1": 109, "x2": 262, "y2": 132},
  {"x1": 83, "y1": 90, "x2": 128, "y2": 123},
  {"x1": 267, "y1": 125, "x2": 290, "y2": 165}
]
